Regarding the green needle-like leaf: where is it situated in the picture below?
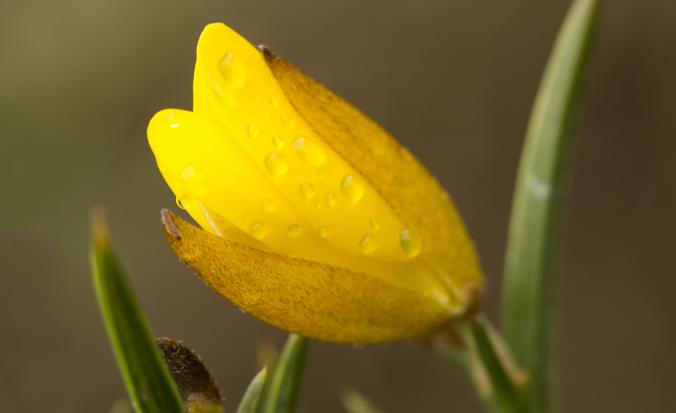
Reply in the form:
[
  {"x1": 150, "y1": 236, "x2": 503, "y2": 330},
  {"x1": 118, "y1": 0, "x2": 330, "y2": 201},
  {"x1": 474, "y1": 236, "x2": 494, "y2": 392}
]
[
  {"x1": 501, "y1": 1, "x2": 602, "y2": 412},
  {"x1": 91, "y1": 213, "x2": 185, "y2": 413},
  {"x1": 342, "y1": 390, "x2": 384, "y2": 413},
  {"x1": 467, "y1": 319, "x2": 526, "y2": 413},
  {"x1": 236, "y1": 368, "x2": 268, "y2": 413},
  {"x1": 258, "y1": 335, "x2": 308, "y2": 413}
]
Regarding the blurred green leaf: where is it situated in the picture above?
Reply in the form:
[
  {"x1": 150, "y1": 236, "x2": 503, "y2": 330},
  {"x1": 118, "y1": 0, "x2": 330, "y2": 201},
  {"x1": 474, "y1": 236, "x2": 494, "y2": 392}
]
[
  {"x1": 156, "y1": 338, "x2": 223, "y2": 413},
  {"x1": 342, "y1": 390, "x2": 384, "y2": 413},
  {"x1": 501, "y1": 0, "x2": 602, "y2": 412},
  {"x1": 109, "y1": 399, "x2": 133, "y2": 413},
  {"x1": 91, "y1": 213, "x2": 185, "y2": 413},
  {"x1": 236, "y1": 368, "x2": 268, "y2": 413},
  {"x1": 258, "y1": 335, "x2": 308, "y2": 413}
]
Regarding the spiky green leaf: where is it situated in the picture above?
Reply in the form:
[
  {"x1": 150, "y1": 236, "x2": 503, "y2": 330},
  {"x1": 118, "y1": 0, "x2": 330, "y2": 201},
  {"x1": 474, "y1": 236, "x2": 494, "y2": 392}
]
[
  {"x1": 501, "y1": 1, "x2": 603, "y2": 411},
  {"x1": 91, "y1": 214, "x2": 185, "y2": 413},
  {"x1": 257, "y1": 335, "x2": 308, "y2": 413}
]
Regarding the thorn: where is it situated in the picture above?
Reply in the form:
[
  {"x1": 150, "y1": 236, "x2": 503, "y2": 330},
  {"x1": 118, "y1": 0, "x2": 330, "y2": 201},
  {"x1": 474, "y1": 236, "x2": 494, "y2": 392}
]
[{"x1": 161, "y1": 209, "x2": 182, "y2": 239}]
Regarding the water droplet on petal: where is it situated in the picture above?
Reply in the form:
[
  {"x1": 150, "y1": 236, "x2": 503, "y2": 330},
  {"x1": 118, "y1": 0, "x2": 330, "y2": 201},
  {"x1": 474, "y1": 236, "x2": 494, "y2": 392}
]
[
  {"x1": 198, "y1": 201, "x2": 223, "y2": 237},
  {"x1": 292, "y1": 136, "x2": 305, "y2": 150},
  {"x1": 181, "y1": 165, "x2": 197, "y2": 182},
  {"x1": 400, "y1": 228, "x2": 422, "y2": 258},
  {"x1": 318, "y1": 226, "x2": 329, "y2": 238},
  {"x1": 218, "y1": 52, "x2": 246, "y2": 88},
  {"x1": 250, "y1": 221, "x2": 267, "y2": 239},
  {"x1": 269, "y1": 96, "x2": 279, "y2": 107},
  {"x1": 370, "y1": 218, "x2": 381, "y2": 233},
  {"x1": 265, "y1": 152, "x2": 288, "y2": 178},
  {"x1": 325, "y1": 192, "x2": 337, "y2": 207},
  {"x1": 207, "y1": 73, "x2": 236, "y2": 108},
  {"x1": 300, "y1": 181, "x2": 316, "y2": 200},
  {"x1": 293, "y1": 136, "x2": 326, "y2": 166},
  {"x1": 167, "y1": 112, "x2": 180, "y2": 128},
  {"x1": 180, "y1": 165, "x2": 206, "y2": 196},
  {"x1": 175, "y1": 194, "x2": 196, "y2": 210},
  {"x1": 208, "y1": 73, "x2": 225, "y2": 97},
  {"x1": 287, "y1": 224, "x2": 302, "y2": 238},
  {"x1": 340, "y1": 175, "x2": 364, "y2": 202},
  {"x1": 272, "y1": 135, "x2": 285, "y2": 149},
  {"x1": 247, "y1": 123, "x2": 259, "y2": 138},
  {"x1": 262, "y1": 199, "x2": 276, "y2": 212},
  {"x1": 280, "y1": 115, "x2": 294, "y2": 128},
  {"x1": 360, "y1": 234, "x2": 376, "y2": 255}
]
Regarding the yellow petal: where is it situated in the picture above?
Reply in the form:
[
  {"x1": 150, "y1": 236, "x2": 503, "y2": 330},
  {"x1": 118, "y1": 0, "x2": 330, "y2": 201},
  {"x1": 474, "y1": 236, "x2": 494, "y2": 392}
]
[
  {"x1": 148, "y1": 23, "x2": 484, "y2": 343},
  {"x1": 192, "y1": 24, "x2": 412, "y2": 264},
  {"x1": 162, "y1": 210, "x2": 455, "y2": 344},
  {"x1": 147, "y1": 108, "x2": 440, "y2": 297}
]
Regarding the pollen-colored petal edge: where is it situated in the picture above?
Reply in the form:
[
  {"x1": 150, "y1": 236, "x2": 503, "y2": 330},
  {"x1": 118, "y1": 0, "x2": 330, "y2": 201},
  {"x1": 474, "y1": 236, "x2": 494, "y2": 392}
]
[{"x1": 162, "y1": 210, "x2": 456, "y2": 344}]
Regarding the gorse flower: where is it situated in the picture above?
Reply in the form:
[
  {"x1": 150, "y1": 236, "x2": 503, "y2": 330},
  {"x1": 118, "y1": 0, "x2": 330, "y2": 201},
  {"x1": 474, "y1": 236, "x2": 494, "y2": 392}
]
[{"x1": 148, "y1": 23, "x2": 483, "y2": 343}]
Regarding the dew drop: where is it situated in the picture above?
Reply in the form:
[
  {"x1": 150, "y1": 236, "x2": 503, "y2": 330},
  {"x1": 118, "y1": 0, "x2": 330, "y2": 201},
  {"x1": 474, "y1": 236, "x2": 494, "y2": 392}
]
[
  {"x1": 218, "y1": 52, "x2": 246, "y2": 88},
  {"x1": 325, "y1": 192, "x2": 337, "y2": 207},
  {"x1": 181, "y1": 165, "x2": 197, "y2": 182},
  {"x1": 264, "y1": 152, "x2": 288, "y2": 177},
  {"x1": 166, "y1": 112, "x2": 180, "y2": 128},
  {"x1": 199, "y1": 202, "x2": 223, "y2": 237},
  {"x1": 280, "y1": 115, "x2": 294, "y2": 128},
  {"x1": 262, "y1": 199, "x2": 276, "y2": 212},
  {"x1": 340, "y1": 175, "x2": 364, "y2": 202},
  {"x1": 400, "y1": 228, "x2": 422, "y2": 258},
  {"x1": 250, "y1": 221, "x2": 267, "y2": 239},
  {"x1": 207, "y1": 73, "x2": 236, "y2": 108},
  {"x1": 292, "y1": 136, "x2": 305, "y2": 150},
  {"x1": 370, "y1": 218, "x2": 381, "y2": 233},
  {"x1": 359, "y1": 234, "x2": 376, "y2": 255},
  {"x1": 269, "y1": 96, "x2": 279, "y2": 108},
  {"x1": 318, "y1": 226, "x2": 329, "y2": 238},
  {"x1": 292, "y1": 136, "x2": 326, "y2": 166},
  {"x1": 272, "y1": 135, "x2": 285, "y2": 149},
  {"x1": 180, "y1": 165, "x2": 206, "y2": 196},
  {"x1": 247, "y1": 123, "x2": 260, "y2": 138},
  {"x1": 300, "y1": 181, "x2": 316, "y2": 200},
  {"x1": 208, "y1": 73, "x2": 225, "y2": 98},
  {"x1": 287, "y1": 224, "x2": 303, "y2": 238}
]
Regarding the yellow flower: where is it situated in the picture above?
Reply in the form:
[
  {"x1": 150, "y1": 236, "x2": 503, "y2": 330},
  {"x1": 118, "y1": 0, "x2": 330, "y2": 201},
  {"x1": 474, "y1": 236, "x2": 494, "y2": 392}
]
[{"x1": 148, "y1": 23, "x2": 482, "y2": 343}]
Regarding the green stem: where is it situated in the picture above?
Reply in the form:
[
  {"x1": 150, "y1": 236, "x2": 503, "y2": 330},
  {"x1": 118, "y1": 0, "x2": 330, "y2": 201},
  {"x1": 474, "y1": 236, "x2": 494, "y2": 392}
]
[
  {"x1": 258, "y1": 335, "x2": 308, "y2": 413},
  {"x1": 435, "y1": 318, "x2": 527, "y2": 413}
]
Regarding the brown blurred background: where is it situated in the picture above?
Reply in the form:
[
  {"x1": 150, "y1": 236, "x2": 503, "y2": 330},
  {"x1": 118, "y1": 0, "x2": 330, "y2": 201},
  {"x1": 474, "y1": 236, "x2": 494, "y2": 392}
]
[{"x1": 1, "y1": 0, "x2": 675, "y2": 412}]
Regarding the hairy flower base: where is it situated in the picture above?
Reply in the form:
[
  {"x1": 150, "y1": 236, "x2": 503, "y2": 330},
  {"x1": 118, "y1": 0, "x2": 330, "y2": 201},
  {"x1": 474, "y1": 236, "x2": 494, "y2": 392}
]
[
  {"x1": 149, "y1": 23, "x2": 483, "y2": 343},
  {"x1": 162, "y1": 210, "x2": 462, "y2": 343}
]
